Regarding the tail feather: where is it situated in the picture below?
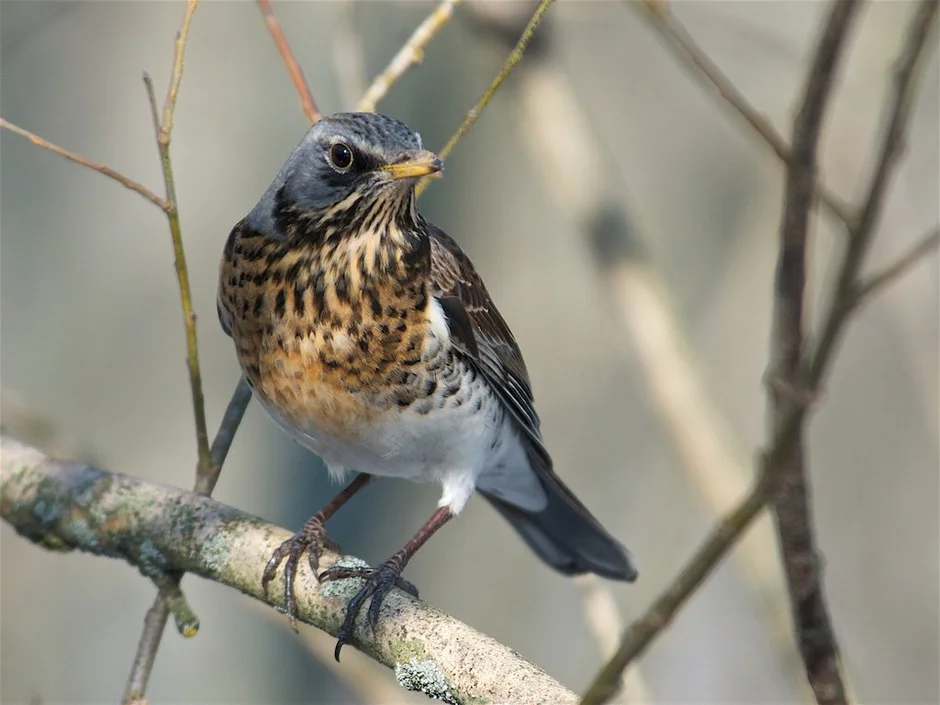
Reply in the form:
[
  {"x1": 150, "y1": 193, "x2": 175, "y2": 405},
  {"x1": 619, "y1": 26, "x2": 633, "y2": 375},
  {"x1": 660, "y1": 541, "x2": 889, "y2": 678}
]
[{"x1": 480, "y1": 473, "x2": 638, "y2": 581}]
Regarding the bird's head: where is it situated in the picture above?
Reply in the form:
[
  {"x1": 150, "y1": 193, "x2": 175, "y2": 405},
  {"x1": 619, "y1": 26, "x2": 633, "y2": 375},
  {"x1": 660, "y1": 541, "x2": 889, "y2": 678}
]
[{"x1": 247, "y1": 112, "x2": 442, "y2": 241}]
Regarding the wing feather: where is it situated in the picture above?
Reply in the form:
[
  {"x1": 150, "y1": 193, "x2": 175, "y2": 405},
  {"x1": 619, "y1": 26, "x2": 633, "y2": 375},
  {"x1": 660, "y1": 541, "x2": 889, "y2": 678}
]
[{"x1": 427, "y1": 224, "x2": 545, "y2": 450}]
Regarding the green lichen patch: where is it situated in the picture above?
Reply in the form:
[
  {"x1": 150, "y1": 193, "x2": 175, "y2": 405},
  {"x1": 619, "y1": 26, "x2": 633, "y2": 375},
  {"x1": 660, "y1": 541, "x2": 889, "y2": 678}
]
[
  {"x1": 395, "y1": 657, "x2": 460, "y2": 704},
  {"x1": 317, "y1": 555, "x2": 371, "y2": 599}
]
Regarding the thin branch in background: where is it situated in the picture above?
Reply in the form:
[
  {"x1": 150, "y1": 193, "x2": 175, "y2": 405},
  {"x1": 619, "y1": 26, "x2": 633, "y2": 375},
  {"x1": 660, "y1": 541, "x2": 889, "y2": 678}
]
[
  {"x1": 356, "y1": 0, "x2": 462, "y2": 113},
  {"x1": 580, "y1": 2, "x2": 864, "y2": 702},
  {"x1": 123, "y1": 2, "x2": 237, "y2": 700},
  {"x1": 142, "y1": 0, "x2": 211, "y2": 479},
  {"x1": 332, "y1": 0, "x2": 367, "y2": 110},
  {"x1": 122, "y1": 378, "x2": 252, "y2": 703},
  {"x1": 853, "y1": 225, "x2": 940, "y2": 306},
  {"x1": 768, "y1": 0, "x2": 866, "y2": 702},
  {"x1": 575, "y1": 576, "x2": 651, "y2": 705},
  {"x1": 257, "y1": 0, "x2": 321, "y2": 124},
  {"x1": 808, "y1": 0, "x2": 940, "y2": 379},
  {"x1": 1, "y1": 435, "x2": 578, "y2": 705},
  {"x1": 628, "y1": 0, "x2": 855, "y2": 228},
  {"x1": 462, "y1": 0, "x2": 811, "y2": 695},
  {"x1": 0, "y1": 118, "x2": 169, "y2": 211},
  {"x1": 246, "y1": 602, "x2": 426, "y2": 704},
  {"x1": 416, "y1": 0, "x2": 556, "y2": 197}
]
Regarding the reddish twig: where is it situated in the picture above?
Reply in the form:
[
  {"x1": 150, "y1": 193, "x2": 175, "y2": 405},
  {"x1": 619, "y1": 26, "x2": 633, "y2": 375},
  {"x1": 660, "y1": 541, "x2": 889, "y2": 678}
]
[{"x1": 257, "y1": 0, "x2": 321, "y2": 124}]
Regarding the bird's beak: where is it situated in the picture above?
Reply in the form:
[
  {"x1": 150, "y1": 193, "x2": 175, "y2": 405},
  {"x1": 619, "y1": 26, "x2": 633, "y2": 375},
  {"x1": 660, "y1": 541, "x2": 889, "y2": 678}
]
[{"x1": 381, "y1": 151, "x2": 444, "y2": 181}]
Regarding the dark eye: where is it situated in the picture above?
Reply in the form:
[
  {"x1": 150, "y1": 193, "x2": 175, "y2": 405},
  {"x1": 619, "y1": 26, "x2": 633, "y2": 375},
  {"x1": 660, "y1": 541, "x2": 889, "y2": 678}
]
[{"x1": 328, "y1": 142, "x2": 354, "y2": 171}]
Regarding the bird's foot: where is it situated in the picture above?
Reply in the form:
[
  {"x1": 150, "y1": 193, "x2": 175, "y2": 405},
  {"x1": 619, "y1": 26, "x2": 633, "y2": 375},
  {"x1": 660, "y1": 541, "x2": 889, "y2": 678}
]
[
  {"x1": 318, "y1": 557, "x2": 419, "y2": 661},
  {"x1": 261, "y1": 513, "x2": 338, "y2": 631}
]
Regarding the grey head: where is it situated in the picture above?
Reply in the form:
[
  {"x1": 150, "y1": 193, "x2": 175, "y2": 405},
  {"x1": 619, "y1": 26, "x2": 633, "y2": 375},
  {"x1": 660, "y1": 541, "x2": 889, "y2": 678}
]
[{"x1": 246, "y1": 112, "x2": 443, "y2": 238}]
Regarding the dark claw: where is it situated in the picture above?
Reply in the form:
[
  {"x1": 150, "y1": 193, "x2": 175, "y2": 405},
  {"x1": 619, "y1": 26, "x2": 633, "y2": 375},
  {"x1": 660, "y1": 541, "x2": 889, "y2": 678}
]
[
  {"x1": 261, "y1": 514, "x2": 328, "y2": 630},
  {"x1": 318, "y1": 561, "x2": 419, "y2": 661}
]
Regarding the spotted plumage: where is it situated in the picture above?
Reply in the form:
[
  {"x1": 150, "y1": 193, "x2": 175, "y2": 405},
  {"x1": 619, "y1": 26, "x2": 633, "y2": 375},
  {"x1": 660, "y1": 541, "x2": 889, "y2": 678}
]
[{"x1": 218, "y1": 112, "x2": 637, "y2": 659}]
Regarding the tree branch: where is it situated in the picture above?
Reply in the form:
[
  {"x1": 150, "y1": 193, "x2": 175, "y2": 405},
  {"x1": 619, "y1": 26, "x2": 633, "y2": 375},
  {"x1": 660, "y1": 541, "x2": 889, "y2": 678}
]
[
  {"x1": 581, "y1": 3, "x2": 863, "y2": 702},
  {"x1": 627, "y1": 0, "x2": 855, "y2": 228},
  {"x1": 122, "y1": 379, "x2": 251, "y2": 703},
  {"x1": 124, "y1": 3, "x2": 240, "y2": 699},
  {"x1": 357, "y1": 0, "x2": 462, "y2": 113},
  {"x1": 768, "y1": 0, "x2": 866, "y2": 702},
  {"x1": 257, "y1": 0, "x2": 321, "y2": 124},
  {"x1": 416, "y1": 0, "x2": 556, "y2": 197},
  {"x1": 852, "y1": 225, "x2": 939, "y2": 306},
  {"x1": 1, "y1": 434, "x2": 575, "y2": 705},
  {"x1": 0, "y1": 118, "x2": 169, "y2": 212},
  {"x1": 810, "y1": 0, "x2": 939, "y2": 382}
]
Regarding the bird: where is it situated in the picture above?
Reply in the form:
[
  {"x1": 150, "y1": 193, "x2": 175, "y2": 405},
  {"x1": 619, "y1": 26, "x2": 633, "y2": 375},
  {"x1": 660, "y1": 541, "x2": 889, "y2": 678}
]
[{"x1": 217, "y1": 112, "x2": 637, "y2": 660}]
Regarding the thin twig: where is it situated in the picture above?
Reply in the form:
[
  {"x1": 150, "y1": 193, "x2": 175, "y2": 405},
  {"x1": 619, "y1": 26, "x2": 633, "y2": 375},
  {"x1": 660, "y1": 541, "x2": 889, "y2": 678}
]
[
  {"x1": 257, "y1": 0, "x2": 320, "y2": 124},
  {"x1": 469, "y1": 1, "x2": 811, "y2": 692},
  {"x1": 768, "y1": 0, "x2": 865, "y2": 702},
  {"x1": 357, "y1": 0, "x2": 462, "y2": 113},
  {"x1": 580, "y1": 3, "x2": 863, "y2": 702},
  {"x1": 811, "y1": 0, "x2": 938, "y2": 381},
  {"x1": 853, "y1": 225, "x2": 940, "y2": 305},
  {"x1": 122, "y1": 379, "x2": 252, "y2": 703},
  {"x1": 123, "y1": 2, "x2": 217, "y2": 701},
  {"x1": 197, "y1": 377, "x2": 253, "y2": 495},
  {"x1": 628, "y1": 0, "x2": 855, "y2": 228},
  {"x1": 416, "y1": 0, "x2": 556, "y2": 197},
  {"x1": 0, "y1": 118, "x2": 169, "y2": 211},
  {"x1": 160, "y1": 0, "x2": 198, "y2": 144},
  {"x1": 575, "y1": 576, "x2": 651, "y2": 704},
  {"x1": 1, "y1": 434, "x2": 577, "y2": 705}
]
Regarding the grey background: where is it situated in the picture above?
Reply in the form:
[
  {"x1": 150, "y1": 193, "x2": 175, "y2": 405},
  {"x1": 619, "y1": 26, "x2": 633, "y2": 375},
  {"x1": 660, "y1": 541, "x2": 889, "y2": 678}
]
[{"x1": 1, "y1": 1, "x2": 937, "y2": 703}]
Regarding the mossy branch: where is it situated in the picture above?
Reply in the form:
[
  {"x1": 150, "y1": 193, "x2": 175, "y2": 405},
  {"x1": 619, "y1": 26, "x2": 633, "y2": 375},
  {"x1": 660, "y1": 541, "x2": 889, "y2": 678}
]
[{"x1": 0, "y1": 434, "x2": 575, "y2": 705}]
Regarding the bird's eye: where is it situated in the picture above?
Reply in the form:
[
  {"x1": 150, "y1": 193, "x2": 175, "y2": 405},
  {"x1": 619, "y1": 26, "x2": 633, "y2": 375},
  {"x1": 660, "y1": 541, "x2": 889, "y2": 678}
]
[{"x1": 328, "y1": 142, "x2": 354, "y2": 171}]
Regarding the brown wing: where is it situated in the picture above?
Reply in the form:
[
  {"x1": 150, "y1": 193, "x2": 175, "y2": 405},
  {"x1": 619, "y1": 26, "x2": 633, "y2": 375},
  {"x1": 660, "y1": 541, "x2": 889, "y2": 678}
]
[{"x1": 427, "y1": 223, "x2": 544, "y2": 448}]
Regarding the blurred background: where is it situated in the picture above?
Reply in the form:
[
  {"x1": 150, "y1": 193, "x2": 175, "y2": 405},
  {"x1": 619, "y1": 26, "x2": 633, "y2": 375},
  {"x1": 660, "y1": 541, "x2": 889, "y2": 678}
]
[{"x1": 1, "y1": 1, "x2": 937, "y2": 703}]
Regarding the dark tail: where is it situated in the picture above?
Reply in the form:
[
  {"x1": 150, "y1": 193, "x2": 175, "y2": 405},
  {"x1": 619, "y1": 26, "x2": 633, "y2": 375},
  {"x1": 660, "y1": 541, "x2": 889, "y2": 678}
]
[{"x1": 480, "y1": 470, "x2": 638, "y2": 582}]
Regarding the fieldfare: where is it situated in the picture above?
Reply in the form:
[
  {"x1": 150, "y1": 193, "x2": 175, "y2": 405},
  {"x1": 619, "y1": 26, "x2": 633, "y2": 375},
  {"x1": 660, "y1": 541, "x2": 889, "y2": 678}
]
[{"x1": 217, "y1": 112, "x2": 637, "y2": 659}]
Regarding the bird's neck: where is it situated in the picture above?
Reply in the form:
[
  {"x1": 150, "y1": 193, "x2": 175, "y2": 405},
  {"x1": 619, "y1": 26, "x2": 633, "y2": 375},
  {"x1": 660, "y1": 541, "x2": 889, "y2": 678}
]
[{"x1": 263, "y1": 189, "x2": 430, "y2": 304}]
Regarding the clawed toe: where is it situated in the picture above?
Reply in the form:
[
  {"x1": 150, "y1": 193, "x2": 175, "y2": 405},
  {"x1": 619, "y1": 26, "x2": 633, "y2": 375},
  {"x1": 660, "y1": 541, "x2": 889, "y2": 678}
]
[
  {"x1": 261, "y1": 516, "x2": 328, "y2": 630},
  {"x1": 319, "y1": 561, "x2": 417, "y2": 661}
]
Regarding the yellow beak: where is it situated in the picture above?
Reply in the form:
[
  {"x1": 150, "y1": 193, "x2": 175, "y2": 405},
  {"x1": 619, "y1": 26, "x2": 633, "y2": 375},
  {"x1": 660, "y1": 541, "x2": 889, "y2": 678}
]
[{"x1": 381, "y1": 151, "x2": 444, "y2": 180}]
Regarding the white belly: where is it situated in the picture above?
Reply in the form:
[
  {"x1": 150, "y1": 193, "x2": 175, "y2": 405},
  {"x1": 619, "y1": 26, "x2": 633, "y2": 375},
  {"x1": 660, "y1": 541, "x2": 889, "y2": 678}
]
[{"x1": 257, "y1": 378, "x2": 541, "y2": 514}]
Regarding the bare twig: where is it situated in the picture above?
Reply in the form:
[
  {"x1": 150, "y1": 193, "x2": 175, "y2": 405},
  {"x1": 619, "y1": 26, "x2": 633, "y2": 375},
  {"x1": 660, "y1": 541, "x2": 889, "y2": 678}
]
[
  {"x1": 160, "y1": 0, "x2": 198, "y2": 143},
  {"x1": 249, "y1": 603, "x2": 426, "y2": 704},
  {"x1": 1, "y1": 434, "x2": 577, "y2": 705},
  {"x1": 463, "y1": 1, "x2": 811, "y2": 693},
  {"x1": 122, "y1": 379, "x2": 252, "y2": 703},
  {"x1": 124, "y1": 2, "x2": 224, "y2": 700},
  {"x1": 357, "y1": 0, "x2": 462, "y2": 113},
  {"x1": 143, "y1": 0, "x2": 210, "y2": 478},
  {"x1": 196, "y1": 377, "x2": 253, "y2": 495},
  {"x1": 628, "y1": 0, "x2": 855, "y2": 228},
  {"x1": 575, "y1": 576, "x2": 651, "y2": 704},
  {"x1": 767, "y1": 0, "x2": 867, "y2": 702},
  {"x1": 416, "y1": 0, "x2": 556, "y2": 197},
  {"x1": 853, "y1": 225, "x2": 940, "y2": 305},
  {"x1": 810, "y1": 0, "x2": 939, "y2": 383},
  {"x1": 0, "y1": 118, "x2": 169, "y2": 211},
  {"x1": 257, "y1": 0, "x2": 321, "y2": 124},
  {"x1": 580, "y1": 3, "x2": 863, "y2": 702}
]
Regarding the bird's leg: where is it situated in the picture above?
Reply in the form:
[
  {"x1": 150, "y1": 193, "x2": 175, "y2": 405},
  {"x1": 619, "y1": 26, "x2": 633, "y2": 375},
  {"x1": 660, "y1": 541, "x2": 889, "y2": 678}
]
[
  {"x1": 319, "y1": 505, "x2": 454, "y2": 661},
  {"x1": 262, "y1": 473, "x2": 372, "y2": 630}
]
